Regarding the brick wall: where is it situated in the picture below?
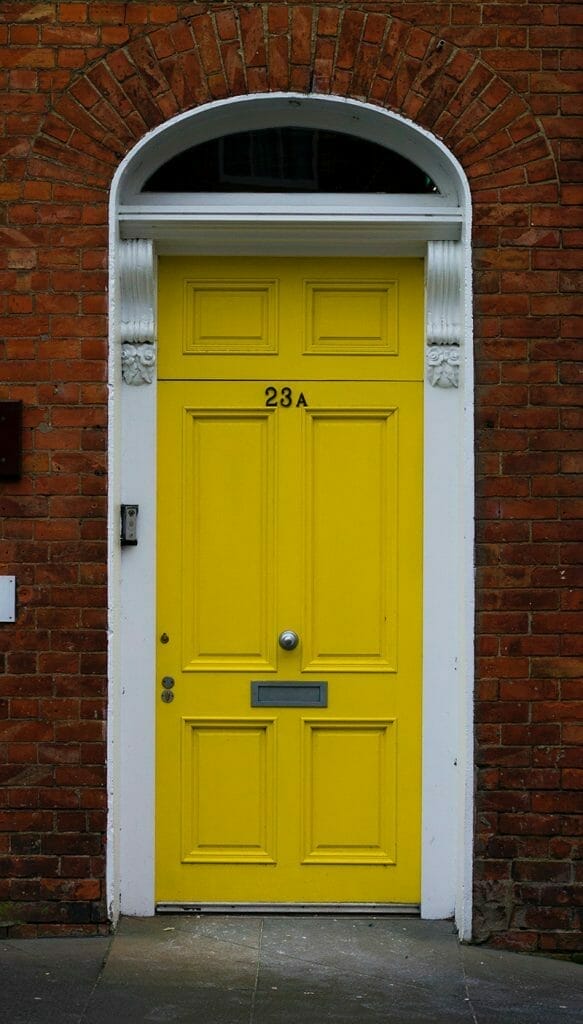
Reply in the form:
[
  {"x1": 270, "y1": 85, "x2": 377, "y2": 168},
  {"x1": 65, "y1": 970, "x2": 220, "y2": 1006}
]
[{"x1": 0, "y1": 2, "x2": 581, "y2": 951}]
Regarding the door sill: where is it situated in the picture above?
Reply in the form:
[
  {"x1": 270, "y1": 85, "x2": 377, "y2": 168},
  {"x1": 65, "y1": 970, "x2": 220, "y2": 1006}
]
[{"x1": 156, "y1": 902, "x2": 420, "y2": 915}]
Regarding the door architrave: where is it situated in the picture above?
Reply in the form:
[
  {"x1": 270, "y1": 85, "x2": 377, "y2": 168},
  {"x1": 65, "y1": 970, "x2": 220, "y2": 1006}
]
[{"x1": 107, "y1": 94, "x2": 474, "y2": 938}]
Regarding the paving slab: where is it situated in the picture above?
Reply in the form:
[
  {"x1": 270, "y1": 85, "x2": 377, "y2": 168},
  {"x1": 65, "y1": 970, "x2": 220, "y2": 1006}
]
[
  {"x1": 1, "y1": 915, "x2": 582, "y2": 1024},
  {"x1": 461, "y1": 943, "x2": 583, "y2": 1024},
  {"x1": 83, "y1": 915, "x2": 258, "y2": 1024},
  {"x1": 0, "y1": 935, "x2": 110, "y2": 1024},
  {"x1": 254, "y1": 917, "x2": 472, "y2": 1023}
]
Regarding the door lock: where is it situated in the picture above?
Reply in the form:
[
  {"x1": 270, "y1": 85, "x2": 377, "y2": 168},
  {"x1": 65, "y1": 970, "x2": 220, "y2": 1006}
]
[
  {"x1": 161, "y1": 677, "x2": 175, "y2": 703},
  {"x1": 278, "y1": 629, "x2": 299, "y2": 651}
]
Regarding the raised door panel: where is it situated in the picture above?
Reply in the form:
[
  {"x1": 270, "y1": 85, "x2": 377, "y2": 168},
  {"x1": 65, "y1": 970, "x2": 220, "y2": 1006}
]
[
  {"x1": 181, "y1": 718, "x2": 276, "y2": 864},
  {"x1": 184, "y1": 279, "x2": 278, "y2": 354},
  {"x1": 302, "y1": 719, "x2": 396, "y2": 865},
  {"x1": 304, "y1": 280, "x2": 398, "y2": 356},
  {"x1": 303, "y1": 408, "x2": 397, "y2": 672},
  {"x1": 181, "y1": 408, "x2": 276, "y2": 671}
]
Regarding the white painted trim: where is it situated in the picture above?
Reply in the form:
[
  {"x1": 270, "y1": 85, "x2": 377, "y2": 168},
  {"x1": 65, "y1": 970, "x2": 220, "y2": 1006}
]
[
  {"x1": 457, "y1": 211, "x2": 476, "y2": 943},
  {"x1": 119, "y1": 218, "x2": 461, "y2": 250},
  {"x1": 106, "y1": 213, "x2": 121, "y2": 925},
  {"x1": 426, "y1": 240, "x2": 463, "y2": 348},
  {"x1": 156, "y1": 232, "x2": 429, "y2": 258},
  {"x1": 119, "y1": 239, "x2": 156, "y2": 345},
  {"x1": 119, "y1": 239, "x2": 157, "y2": 385},
  {"x1": 426, "y1": 241, "x2": 462, "y2": 388},
  {"x1": 118, "y1": 94, "x2": 462, "y2": 204},
  {"x1": 125, "y1": 194, "x2": 459, "y2": 214},
  {"x1": 107, "y1": 94, "x2": 474, "y2": 937}
]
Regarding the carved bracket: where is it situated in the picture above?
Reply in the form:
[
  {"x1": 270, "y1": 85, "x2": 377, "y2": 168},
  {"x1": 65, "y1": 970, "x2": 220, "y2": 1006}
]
[
  {"x1": 426, "y1": 240, "x2": 462, "y2": 388},
  {"x1": 427, "y1": 345, "x2": 460, "y2": 388},
  {"x1": 119, "y1": 239, "x2": 156, "y2": 385},
  {"x1": 121, "y1": 342, "x2": 157, "y2": 385}
]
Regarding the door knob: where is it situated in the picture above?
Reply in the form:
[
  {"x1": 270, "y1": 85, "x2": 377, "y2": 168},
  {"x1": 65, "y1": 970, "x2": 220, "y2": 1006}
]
[{"x1": 278, "y1": 629, "x2": 299, "y2": 651}]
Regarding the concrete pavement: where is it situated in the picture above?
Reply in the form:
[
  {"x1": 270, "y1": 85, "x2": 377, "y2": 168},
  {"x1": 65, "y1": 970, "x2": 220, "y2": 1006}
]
[{"x1": 1, "y1": 914, "x2": 581, "y2": 1023}]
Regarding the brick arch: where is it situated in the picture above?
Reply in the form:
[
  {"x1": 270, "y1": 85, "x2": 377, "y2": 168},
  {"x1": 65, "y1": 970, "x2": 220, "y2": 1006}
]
[{"x1": 29, "y1": 4, "x2": 557, "y2": 205}]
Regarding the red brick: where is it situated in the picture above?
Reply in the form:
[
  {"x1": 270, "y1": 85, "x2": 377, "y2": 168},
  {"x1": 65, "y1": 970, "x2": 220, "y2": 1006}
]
[
  {"x1": 193, "y1": 14, "x2": 222, "y2": 76},
  {"x1": 477, "y1": 700, "x2": 530, "y2": 722},
  {"x1": 215, "y1": 9, "x2": 237, "y2": 42},
  {"x1": 240, "y1": 7, "x2": 266, "y2": 68},
  {"x1": 268, "y1": 36, "x2": 290, "y2": 91},
  {"x1": 562, "y1": 769, "x2": 583, "y2": 789},
  {"x1": 499, "y1": 814, "x2": 562, "y2": 836},
  {"x1": 336, "y1": 10, "x2": 365, "y2": 71},
  {"x1": 290, "y1": 7, "x2": 312, "y2": 65},
  {"x1": 532, "y1": 700, "x2": 583, "y2": 723},
  {"x1": 532, "y1": 791, "x2": 583, "y2": 813},
  {"x1": 317, "y1": 7, "x2": 340, "y2": 37},
  {"x1": 479, "y1": 612, "x2": 530, "y2": 634},
  {"x1": 150, "y1": 6, "x2": 178, "y2": 25},
  {"x1": 502, "y1": 724, "x2": 561, "y2": 746},
  {"x1": 480, "y1": 791, "x2": 530, "y2": 813},
  {"x1": 148, "y1": 27, "x2": 175, "y2": 61},
  {"x1": 363, "y1": 13, "x2": 387, "y2": 46},
  {"x1": 267, "y1": 5, "x2": 288, "y2": 34}
]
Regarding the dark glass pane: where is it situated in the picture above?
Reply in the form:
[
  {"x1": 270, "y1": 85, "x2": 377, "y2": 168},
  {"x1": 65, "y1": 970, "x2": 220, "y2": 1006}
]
[{"x1": 142, "y1": 127, "x2": 438, "y2": 194}]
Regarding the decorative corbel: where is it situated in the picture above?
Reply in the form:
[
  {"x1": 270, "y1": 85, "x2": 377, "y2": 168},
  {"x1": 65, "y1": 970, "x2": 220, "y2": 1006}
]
[
  {"x1": 119, "y1": 239, "x2": 156, "y2": 385},
  {"x1": 426, "y1": 240, "x2": 462, "y2": 388}
]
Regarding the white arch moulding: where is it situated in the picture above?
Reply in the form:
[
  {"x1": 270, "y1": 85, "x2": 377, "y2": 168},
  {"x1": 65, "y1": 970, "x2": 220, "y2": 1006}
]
[{"x1": 107, "y1": 94, "x2": 475, "y2": 938}]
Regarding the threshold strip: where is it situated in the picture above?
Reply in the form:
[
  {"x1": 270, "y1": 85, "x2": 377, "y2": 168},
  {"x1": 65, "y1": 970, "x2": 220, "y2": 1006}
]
[{"x1": 156, "y1": 902, "x2": 420, "y2": 915}]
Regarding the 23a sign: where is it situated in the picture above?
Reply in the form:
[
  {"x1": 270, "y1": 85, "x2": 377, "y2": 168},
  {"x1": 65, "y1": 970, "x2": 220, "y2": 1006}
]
[{"x1": 264, "y1": 386, "x2": 308, "y2": 408}]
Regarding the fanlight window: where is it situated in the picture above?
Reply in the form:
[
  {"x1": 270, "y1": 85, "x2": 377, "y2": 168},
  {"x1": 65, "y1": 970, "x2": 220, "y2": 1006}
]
[{"x1": 143, "y1": 127, "x2": 438, "y2": 194}]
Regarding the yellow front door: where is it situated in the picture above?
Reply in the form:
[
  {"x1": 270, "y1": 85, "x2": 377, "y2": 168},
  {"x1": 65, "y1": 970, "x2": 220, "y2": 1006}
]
[{"x1": 156, "y1": 257, "x2": 423, "y2": 906}]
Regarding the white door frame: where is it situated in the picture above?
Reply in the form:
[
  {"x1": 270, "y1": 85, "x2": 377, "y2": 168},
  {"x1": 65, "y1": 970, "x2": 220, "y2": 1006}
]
[{"x1": 107, "y1": 94, "x2": 474, "y2": 938}]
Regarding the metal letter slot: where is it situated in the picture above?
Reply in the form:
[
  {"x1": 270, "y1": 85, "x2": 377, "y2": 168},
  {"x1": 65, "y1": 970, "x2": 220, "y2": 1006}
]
[{"x1": 251, "y1": 682, "x2": 328, "y2": 708}]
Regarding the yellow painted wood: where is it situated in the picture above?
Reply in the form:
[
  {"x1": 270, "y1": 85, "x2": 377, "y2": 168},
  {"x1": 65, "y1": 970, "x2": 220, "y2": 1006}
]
[
  {"x1": 157, "y1": 256, "x2": 424, "y2": 382},
  {"x1": 181, "y1": 718, "x2": 276, "y2": 863},
  {"x1": 157, "y1": 258, "x2": 423, "y2": 905},
  {"x1": 302, "y1": 719, "x2": 396, "y2": 865},
  {"x1": 303, "y1": 409, "x2": 397, "y2": 671},
  {"x1": 181, "y1": 409, "x2": 276, "y2": 670}
]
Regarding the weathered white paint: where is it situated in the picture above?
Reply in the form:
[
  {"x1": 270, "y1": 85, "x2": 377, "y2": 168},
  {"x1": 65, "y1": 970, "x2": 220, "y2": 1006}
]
[{"x1": 107, "y1": 94, "x2": 474, "y2": 937}]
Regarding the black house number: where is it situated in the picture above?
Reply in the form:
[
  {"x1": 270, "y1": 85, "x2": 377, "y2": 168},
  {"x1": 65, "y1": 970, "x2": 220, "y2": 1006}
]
[{"x1": 265, "y1": 386, "x2": 308, "y2": 408}]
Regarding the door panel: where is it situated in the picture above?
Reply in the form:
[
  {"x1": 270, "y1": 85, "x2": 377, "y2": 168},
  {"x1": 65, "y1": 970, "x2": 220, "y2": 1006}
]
[
  {"x1": 182, "y1": 409, "x2": 276, "y2": 670},
  {"x1": 304, "y1": 279, "x2": 398, "y2": 356},
  {"x1": 156, "y1": 258, "x2": 423, "y2": 906},
  {"x1": 302, "y1": 719, "x2": 396, "y2": 865},
  {"x1": 181, "y1": 718, "x2": 276, "y2": 864},
  {"x1": 303, "y1": 409, "x2": 397, "y2": 671},
  {"x1": 157, "y1": 256, "x2": 423, "y2": 382},
  {"x1": 185, "y1": 278, "x2": 278, "y2": 355}
]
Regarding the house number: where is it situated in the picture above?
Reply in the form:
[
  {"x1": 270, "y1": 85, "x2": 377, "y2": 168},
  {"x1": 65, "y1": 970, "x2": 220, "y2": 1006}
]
[{"x1": 264, "y1": 387, "x2": 308, "y2": 408}]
